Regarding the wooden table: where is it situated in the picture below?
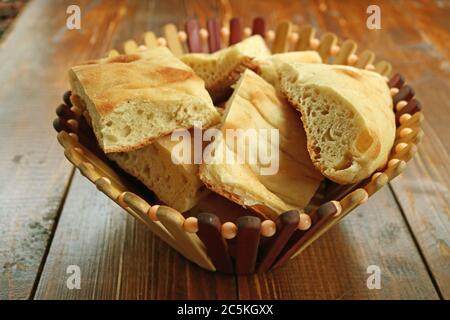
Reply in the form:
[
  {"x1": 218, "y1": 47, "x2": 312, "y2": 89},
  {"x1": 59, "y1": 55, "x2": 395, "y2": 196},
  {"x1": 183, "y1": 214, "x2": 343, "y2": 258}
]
[{"x1": 0, "y1": 0, "x2": 449, "y2": 300}]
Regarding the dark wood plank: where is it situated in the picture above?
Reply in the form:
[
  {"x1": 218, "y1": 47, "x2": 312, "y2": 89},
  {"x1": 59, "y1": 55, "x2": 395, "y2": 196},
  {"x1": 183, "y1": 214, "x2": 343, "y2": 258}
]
[
  {"x1": 238, "y1": 189, "x2": 439, "y2": 299},
  {"x1": 35, "y1": 173, "x2": 237, "y2": 299},
  {"x1": 0, "y1": 0, "x2": 125, "y2": 300}
]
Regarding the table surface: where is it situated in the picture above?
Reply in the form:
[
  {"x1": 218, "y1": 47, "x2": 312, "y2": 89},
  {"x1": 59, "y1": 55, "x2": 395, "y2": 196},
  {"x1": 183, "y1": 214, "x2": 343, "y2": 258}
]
[{"x1": 0, "y1": 0, "x2": 449, "y2": 300}]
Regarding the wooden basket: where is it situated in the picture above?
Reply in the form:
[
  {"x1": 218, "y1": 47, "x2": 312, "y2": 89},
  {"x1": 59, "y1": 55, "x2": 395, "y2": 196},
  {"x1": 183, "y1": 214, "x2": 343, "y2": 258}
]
[{"x1": 53, "y1": 17, "x2": 424, "y2": 274}]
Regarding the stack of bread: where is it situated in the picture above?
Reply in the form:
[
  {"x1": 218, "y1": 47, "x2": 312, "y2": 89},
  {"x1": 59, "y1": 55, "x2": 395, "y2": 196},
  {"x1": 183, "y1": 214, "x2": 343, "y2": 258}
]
[{"x1": 68, "y1": 35, "x2": 395, "y2": 218}]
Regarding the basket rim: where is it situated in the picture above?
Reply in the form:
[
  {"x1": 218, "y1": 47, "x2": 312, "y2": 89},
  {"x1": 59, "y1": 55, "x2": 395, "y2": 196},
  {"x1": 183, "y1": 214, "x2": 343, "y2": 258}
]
[{"x1": 54, "y1": 17, "x2": 424, "y2": 274}]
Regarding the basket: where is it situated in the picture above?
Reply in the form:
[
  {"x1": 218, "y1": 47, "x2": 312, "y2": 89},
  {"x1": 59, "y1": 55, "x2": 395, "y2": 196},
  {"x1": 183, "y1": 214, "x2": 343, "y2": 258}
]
[{"x1": 53, "y1": 17, "x2": 424, "y2": 274}]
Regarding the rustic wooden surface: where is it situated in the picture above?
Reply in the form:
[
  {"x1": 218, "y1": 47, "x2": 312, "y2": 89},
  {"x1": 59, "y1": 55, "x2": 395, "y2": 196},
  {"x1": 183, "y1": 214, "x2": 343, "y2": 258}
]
[{"x1": 0, "y1": 0, "x2": 448, "y2": 300}]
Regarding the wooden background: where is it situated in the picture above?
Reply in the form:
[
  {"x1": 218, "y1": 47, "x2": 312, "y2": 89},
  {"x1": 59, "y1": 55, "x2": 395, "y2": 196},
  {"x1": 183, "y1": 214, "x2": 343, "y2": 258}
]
[{"x1": 0, "y1": 0, "x2": 449, "y2": 300}]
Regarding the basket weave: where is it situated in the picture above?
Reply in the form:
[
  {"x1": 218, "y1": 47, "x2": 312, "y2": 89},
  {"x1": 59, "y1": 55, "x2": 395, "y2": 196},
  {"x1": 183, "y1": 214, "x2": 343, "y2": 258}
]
[{"x1": 53, "y1": 17, "x2": 424, "y2": 274}]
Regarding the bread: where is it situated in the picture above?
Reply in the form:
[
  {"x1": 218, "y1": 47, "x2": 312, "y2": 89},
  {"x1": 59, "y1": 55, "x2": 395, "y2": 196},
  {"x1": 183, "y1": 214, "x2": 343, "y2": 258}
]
[
  {"x1": 259, "y1": 51, "x2": 322, "y2": 87},
  {"x1": 199, "y1": 70, "x2": 323, "y2": 220},
  {"x1": 69, "y1": 47, "x2": 221, "y2": 153},
  {"x1": 108, "y1": 133, "x2": 209, "y2": 212},
  {"x1": 279, "y1": 63, "x2": 395, "y2": 184},
  {"x1": 180, "y1": 35, "x2": 271, "y2": 102}
]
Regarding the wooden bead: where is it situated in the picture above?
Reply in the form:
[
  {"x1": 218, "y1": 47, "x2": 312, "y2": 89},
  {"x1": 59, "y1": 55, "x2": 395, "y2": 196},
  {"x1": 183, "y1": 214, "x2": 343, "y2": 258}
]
[
  {"x1": 289, "y1": 31, "x2": 299, "y2": 44},
  {"x1": 371, "y1": 172, "x2": 382, "y2": 181},
  {"x1": 67, "y1": 119, "x2": 78, "y2": 129},
  {"x1": 73, "y1": 147, "x2": 84, "y2": 155},
  {"x1": 347, "y1": 54, "x2": 358, "y2": 65},
  {"x1": 298, "y1": 213, "x2": 312, "y2": 231},
  {"x1": 199, "y1": 28, "x2": 208, "y2": 40},
  {"x1": 243, "y1": 27, "x2": 252, "y2": 37},
  {"x1": 157, "y1": 37, "x2": 167, "y2": 46},
  {"x1": 395, "y1": 142, "x2": 408, "y2": 153},
  {"x1": 366, "y1": 63, "x2": 376, "y2": 71},
  {"x1": 390, "y1": 87, "x2": 399, "y2": 96},
  {"x1": 83, "y1": 162, "x2": 94, "y2": 170},
  {"x1": 310, "y1": 38, "x2": 320, "y2": 49},
  {"x1": 220, "y1": 26, "x2": 230, "y2": 37},
  {"x1": 330, "y1": 44, "x2": 340, "y2": 56},
  {"x1": 260, "y1": 220, "x2": 276, "y2": 237},
  {"x1": 388, "y1": 159, "x2": 400, "y2": 168},
  {"x1": 117, "y1": 192, "x2": 128, "y2": 208},
  {"x1": 399, "y1": 127, "x2": 413, "y2": 138},
  {"x1": 359, "y1": 191, "x2": 369, "y2": 204},
  {"x1": 68, "y1": 132, "x2": 79, "y2": 141},
  {"x1": 183, "y1": 217, "x2": 199, "y2": 233},
  {"x1": 148, "y1": 205, "x2": 159, "y2": 221},
  {"x1": 178, "y1": 30, "x2": 187, "y2": 42},
  {"x1": 396, "y1": 100, "x2": 408, "y2": 112},
  {"x1": 265, "y1": 29, "x2": 275, "y2": 41},
  {"x1": 221, "y1": 222, "x2": 237, "y2": 239},
  {"x1": 399, "y1": 113, "x2": 412, "y2": 124},
  {"x1": 70, "y1": 106, "x2": 82, "y2": 116},
  {"x1": 331, "y1": 200, "x2": 343, "y2": 217}
]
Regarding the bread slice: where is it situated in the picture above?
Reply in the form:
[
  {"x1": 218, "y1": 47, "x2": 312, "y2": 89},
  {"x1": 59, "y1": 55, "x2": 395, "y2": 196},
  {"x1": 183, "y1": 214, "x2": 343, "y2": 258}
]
[
  {"x1": 108, "y1": 133, "x2": 209, "y2": 212},
  {"x1": 199, "y1": 70, "x2": 323, "y2": 220},
  {"x1": 180, "y1": 35, "x2": 271, "y2": 102},
  {"x1": 259, "y1": 51, "x2": 322, "y2": 88},
  {"x1": 69, "y1": 47, "x2": 221, "y2": 153},
  {"x1": 279, "y1": 63, "x2": 395, "y2": 184}
]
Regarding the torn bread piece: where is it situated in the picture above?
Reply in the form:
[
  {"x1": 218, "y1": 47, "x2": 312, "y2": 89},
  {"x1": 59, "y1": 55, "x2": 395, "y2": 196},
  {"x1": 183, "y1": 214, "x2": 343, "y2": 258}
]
[
  {"x1": 180, "y1": 35, "x2": 271, "y2": 102},
  {"x1": 199, "y1": 70, "x2": 323, "y2": 220},
  {"x1": 108, "y1": 133, "x2": 209, "y2": 213},
  {"x1": 259, "y1": 51, "x2": 322, "y2": 88},
  {"x1": 69, "y1": 46, "x2": 221, "y2": 153},
  {"x1": 280, "y1": 63, "x2": 395, "y2": 184}
]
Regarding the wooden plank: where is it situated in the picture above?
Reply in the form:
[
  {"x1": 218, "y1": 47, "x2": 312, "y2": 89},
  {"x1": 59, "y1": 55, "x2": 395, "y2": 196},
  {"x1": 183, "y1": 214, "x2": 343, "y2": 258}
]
[
  {"x1": 0, "y1": 0, "x2": 127, "y2": 300},
  {"x1": 35, "y1": 173, "x2": 237, "y2": 299},
  {"x1": 238, "y1": 188, "x2": 439, "y2": 299}
]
